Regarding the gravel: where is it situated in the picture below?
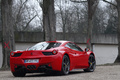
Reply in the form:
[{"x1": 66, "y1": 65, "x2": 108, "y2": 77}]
[{"x1": 0, "y1": 65, "x2": 120, "y2": 80}]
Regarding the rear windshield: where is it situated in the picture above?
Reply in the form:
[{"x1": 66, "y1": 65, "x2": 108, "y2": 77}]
[{"x1": 28, "y1": 42, "x2": 61, "y2": 50}]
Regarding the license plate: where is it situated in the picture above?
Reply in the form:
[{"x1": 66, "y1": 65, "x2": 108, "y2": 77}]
[{"x1": 24, "y1": 59, "x2": 39, "y2": 63}]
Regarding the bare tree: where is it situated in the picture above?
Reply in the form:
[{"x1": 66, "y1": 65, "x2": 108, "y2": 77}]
[
  {"x1": 43, "y1": 0, "x2": 56, "y2": 41},
  {"x1": 12, "y1": 0, "x2": 28, "y2": 31},
  {"x1": 12, "y1": 0, "x2": 38, "y2": 31},
  {"x1": 70, "y1": 0, "x2": 99, "y2": 50},
  {"x1": 57, "y1": 2, "x2": 67, "y2": 39},
  {"x1": 103, "y1": 0, "x2": 120, "y2": 62},
  {"x1": 1, "y1": 0, "x2": 15, "y2": 69},
  {"x1": 0, "y1": 1, "x2": 1, "y2": 31},
  {"x1": 56, "y1": 1, "x2": 74, "y2": 39},
  {"x1": 116, "y1": 0, "x2": 120, "y2": 63},
  {"x1": 56, "y1": 0, "x2": 89, "y2": 36},
  {"x1": 87, "y1": 0, "x2": 99, "y2": 50},
  {"x1": 93, "y1": 5, "x2": 107, "y2": 34},
  {"x1": 36, "y1": 0, "x2": 56, "y2": 41},
  {"x1": 36, "y1": 0, "x2": 45, "y2": 39},
  {"x1": 104, "y1": 4, "x2": 118, "y2": 34}
]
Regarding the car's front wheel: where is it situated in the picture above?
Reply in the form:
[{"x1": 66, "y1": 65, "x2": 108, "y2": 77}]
[
  {"x1": 84, "y1": 54, "x2": 96, "y2": 72},
  {"x1": 12, "y1": 70, "x2": 26, "y2": 77},
  {"x1": 61, "y1": 55, "x2": 70, "y2": 75}
]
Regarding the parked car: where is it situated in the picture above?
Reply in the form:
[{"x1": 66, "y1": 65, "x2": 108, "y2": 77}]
[{"x1": 10, "y1": 41, "x2": 96, "y2": 77}]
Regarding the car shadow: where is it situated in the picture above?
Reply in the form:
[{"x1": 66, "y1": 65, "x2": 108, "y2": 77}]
[{"x1": 25, "y1": 70, "x2": 86, "y2": 77}]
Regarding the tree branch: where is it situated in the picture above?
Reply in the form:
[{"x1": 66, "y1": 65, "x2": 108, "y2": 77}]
[
  {"x1": 103, "y1": 0, "x2": 117, "y2": 8},
  {"x1": 34, "y1": 9, "x2": 43, "y2": 27},
  {"x1": 70, "y1": 0, "x2": 87, "y2": 3},
  {"x1": 14, "y1": 0, "x2": 28, "y2": 30},
  {"x1": 24, "y1": 15, "x2": 37, "y2": 31},
  {"x1": 17, "y1": 0, "x2": 28, "y2": 19}
]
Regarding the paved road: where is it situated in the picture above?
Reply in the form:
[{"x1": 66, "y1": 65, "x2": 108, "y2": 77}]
[{"x1": 0, "y1": 65, "x2": 120, "y2": 80}]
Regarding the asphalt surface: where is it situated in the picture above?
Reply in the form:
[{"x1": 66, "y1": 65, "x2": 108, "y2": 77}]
[{"x1": 0, "y1": 65, "x2": 120, "y2": 80}]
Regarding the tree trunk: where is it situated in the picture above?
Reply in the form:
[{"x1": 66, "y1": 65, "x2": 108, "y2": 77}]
[
  {"x1": 115, "y1": 0, "x2": 120, "y2": 62},
  {"x1": 43, "y1": 0, "x2": 56, "y2": 41},
  {"x1": 60, "y1": 10, "x2": 66, "y2": 40},
  {"x1": 63, "y1": 24, "x2": 66, "y2": 40},
  {"x1": 1, "y1": 0, "x2": 15, "y2": 69},
  {"x1": 87, "y1": 0, "x2": 93, "y2": 50},
  {"x1": 87, "y1": 0, "x2": 98, "y2": 51},
  {"x1": 87, "y1": 18, "x2": 93, "y2": 50}
]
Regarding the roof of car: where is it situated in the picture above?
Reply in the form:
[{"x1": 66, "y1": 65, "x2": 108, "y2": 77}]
[{"x1": 46, "y1": 40, "x2": 71, "y2": 43}]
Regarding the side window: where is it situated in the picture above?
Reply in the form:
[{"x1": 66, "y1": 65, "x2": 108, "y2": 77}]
[
  {"x1": 65, "y1": 43, "x2": 83, "y2": 51},
  {"x1": 73, "y1": 44, "x2": 83, "y2": 52},
  {"x1": 65, "y1": 44, "x2": 71, "y2": 48}
]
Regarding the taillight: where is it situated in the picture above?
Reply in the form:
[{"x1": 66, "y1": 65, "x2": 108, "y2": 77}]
[
  {"x1": 52, "y1": 50, "x2": 58, "y2": 55},
  {"x1": 11, "y1": 52, "x2": 14, "y2": 56}
]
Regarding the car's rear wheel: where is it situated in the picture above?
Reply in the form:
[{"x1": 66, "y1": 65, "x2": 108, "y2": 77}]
[
  {"x1": 12, "y1": 70, "x2": 26, "y2": 77},
  {"x1": 61, "y1": 55, "x2": 70, "y2": 75},
  {"x1": 84, "y1": 54, "x2": 96, "y2": 72}
]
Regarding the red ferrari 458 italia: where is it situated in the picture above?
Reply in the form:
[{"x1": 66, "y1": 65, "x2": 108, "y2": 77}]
[{"x1": 10, "y1": 41, "x2": 96, "y2": 77}]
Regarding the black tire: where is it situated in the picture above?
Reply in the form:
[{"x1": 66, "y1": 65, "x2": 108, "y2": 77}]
[
  {"x1": 84, "y1": 55, "x2": 96, "y2": 72},
  {"x1": 12, "y1": 70, "x2": 26, "y2": 77},
  {"x1": 61, "y1": 55, "x2": 70, "y2": 75}
]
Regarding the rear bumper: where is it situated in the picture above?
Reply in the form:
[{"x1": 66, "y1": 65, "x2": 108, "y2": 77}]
[
  {"x1": 12, "y1": 64, "x2": 53, "y2": 73},
  {"x1": 10, "y1": 55, "x2": 62, "y2": 72}
]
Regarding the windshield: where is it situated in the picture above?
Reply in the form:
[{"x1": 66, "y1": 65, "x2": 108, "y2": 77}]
[{"x1": 28, "y1": 42, "x2": 61, "y2": 50}]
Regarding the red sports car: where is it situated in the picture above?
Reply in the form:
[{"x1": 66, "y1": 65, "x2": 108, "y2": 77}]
[{"x1": 10, "y1": 41, "x2": 96, "y2": 77}]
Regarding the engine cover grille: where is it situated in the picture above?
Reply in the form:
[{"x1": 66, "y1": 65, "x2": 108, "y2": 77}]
[{"x1": 27, "y1": 65, "x2": 36, "y2": 69}]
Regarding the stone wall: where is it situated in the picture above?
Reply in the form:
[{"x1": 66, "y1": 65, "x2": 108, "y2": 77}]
[{"x1": 0, "y1": 32, "x2": 118, "y2": 44}]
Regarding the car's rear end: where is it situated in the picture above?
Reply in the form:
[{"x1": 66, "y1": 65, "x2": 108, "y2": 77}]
[{"x1": 10, "y1": 41, "x2": 64, "y2": 77}]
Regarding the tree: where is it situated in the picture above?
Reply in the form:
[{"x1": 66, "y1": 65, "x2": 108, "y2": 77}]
[
  {"x1": 70, "y1": 0, "x2": 99, "y2": 50},
  {"x1": 12, "y1": 0, "x2": 38, "y2": 31},
  {"x1": 87, "y1": 0, "x2": 99, "y2": 50},
  {"x1": 56, "y1": 1, "x2": 68, "y2": 39},
  {"x1": 56, "y1": 0, "x2": 75, "y2": 39},
  {"x1": 56, "y1": 1, "x2": 88, "y2": 33},
  {"x1": 0, "y1": 0, "x2": 1, "y2": 31},
  {"x1": 36, "y1": 0, "x2": 45, "y2": 39},
  {"x1": 115, "y1": 0, "x2": 120, "y2": 62},
  {"x1": 103, "y1": 0, "x2": 120, "y2": 63},
  {"x1": 93, "y1": 5, "x2": 109, "y2": 34},
  {"x1": 43, "y1": 0, "x2": 56, "y2": 41},
  {"x1": 1, "y1": 0, "x2": 15, "y2": 69},
  {"x1": 105, "y1": 4, "x2": 118, "y2": 34},
  {"x1": 105, "y1": 12, "x2": 118, "y2": 34}
]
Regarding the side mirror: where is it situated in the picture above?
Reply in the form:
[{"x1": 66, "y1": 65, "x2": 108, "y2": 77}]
[{"x1": 85, "y1": 48, "x2": 89, "y2": 52}]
